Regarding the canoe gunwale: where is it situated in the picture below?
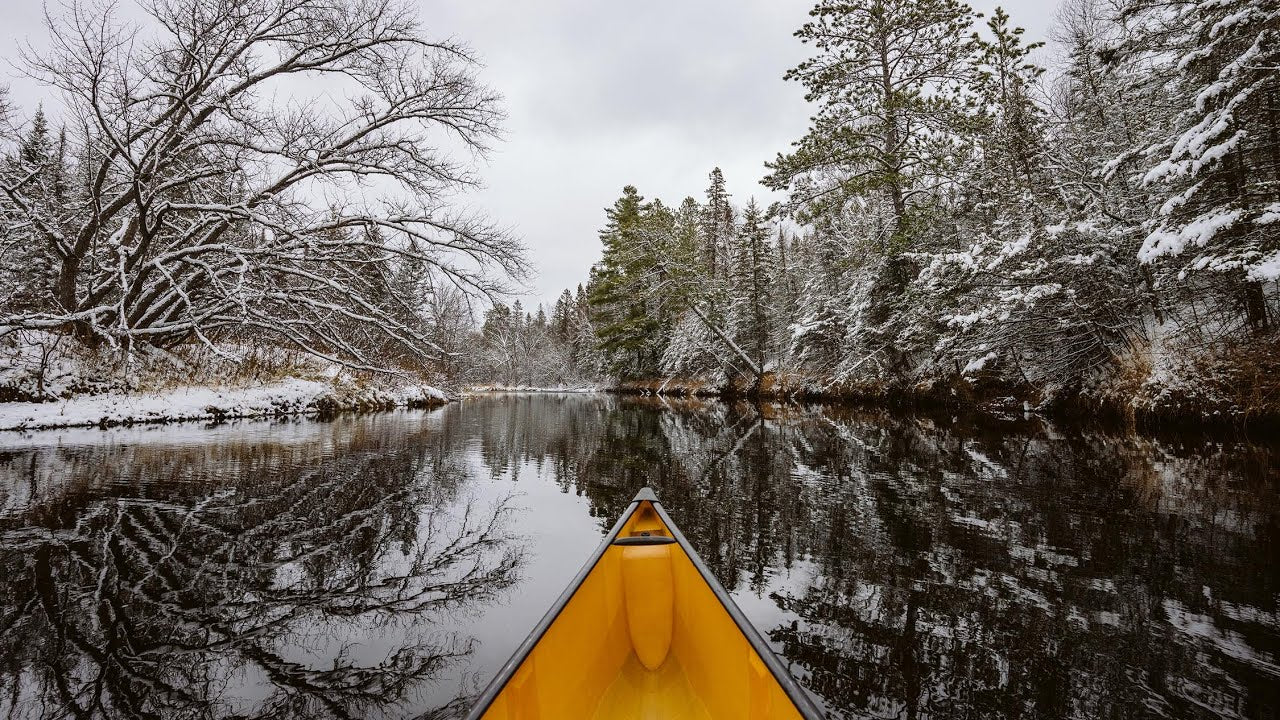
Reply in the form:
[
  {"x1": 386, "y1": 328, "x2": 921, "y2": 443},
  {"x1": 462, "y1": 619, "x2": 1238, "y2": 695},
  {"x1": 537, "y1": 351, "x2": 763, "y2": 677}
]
[
  {"x1": 648, "y1": 498, "x2": 823, "y2": 719},
  {"x1": 463, "y1": 487, "x2": 823, "y2": 720},
  {"x1": 463, "y1": 492, "x2": 639, "y2": 720}
]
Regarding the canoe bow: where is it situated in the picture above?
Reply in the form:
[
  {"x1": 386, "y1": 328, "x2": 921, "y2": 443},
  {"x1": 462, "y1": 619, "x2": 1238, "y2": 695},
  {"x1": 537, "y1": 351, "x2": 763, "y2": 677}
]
[{"x1": 466, "y1": 486, "x2": 822, "y2": 719}]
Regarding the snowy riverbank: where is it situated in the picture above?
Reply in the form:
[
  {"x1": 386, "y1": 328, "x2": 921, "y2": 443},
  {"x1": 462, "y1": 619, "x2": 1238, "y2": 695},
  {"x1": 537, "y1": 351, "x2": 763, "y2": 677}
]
[
  {"x1": 607, "y1": 363, "x2": 1280, "y2": 430},
  {"x1": 462, "y1": 385, "x2": 603, "y2": 394},
  {"x1": 0, "y1": 379, "x2": 450, "y2": 431}
]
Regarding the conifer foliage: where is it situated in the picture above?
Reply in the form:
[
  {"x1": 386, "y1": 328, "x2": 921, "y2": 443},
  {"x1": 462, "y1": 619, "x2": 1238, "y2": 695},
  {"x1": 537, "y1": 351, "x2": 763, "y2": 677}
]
[{"x1": 577, "y1": 0, "x2": 1277, "y2": 407}]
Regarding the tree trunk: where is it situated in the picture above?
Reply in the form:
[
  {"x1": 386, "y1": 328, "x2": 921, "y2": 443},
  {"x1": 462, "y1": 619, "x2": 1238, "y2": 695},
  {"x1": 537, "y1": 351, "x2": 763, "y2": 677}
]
[
  {"x1": 688, "y1": 303, "x2": 763, "y2": 381},
  {"x1": 1244, "y1": 280, "x2": 1270, "y2": 333}
]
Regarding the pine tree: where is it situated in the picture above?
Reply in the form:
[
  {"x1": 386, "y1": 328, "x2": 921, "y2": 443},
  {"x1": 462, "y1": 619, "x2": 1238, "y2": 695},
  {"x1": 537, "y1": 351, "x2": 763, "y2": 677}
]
[
  {"x1": 766, "y1": 0, "x2": 981, "y2": 252},
  {"x1": 729, "y1": 200, "x2": 775, "y2": 373},
  {"x1": 971, "y1": 7, "x2": 1047, "y2": 217},
  {"x1": 587, "y1": 186, "x2": 665, "y2": 377},
  {"x1": 572, "y1": 283, "x2": 604, "y2": 376},
  {"x1": 3, "y1": 106, "x2": 64, "y2": 313},
  {"x1": 18, "y1": 106, "x2": 51, "y2": 168},
  {"x1": 551, "y1": 288, "x2": 574, "y2": 342},
  {"x1": 658, "y1": 196, "x2": 729, "y2": 377},
  {"x1": 1129, "y1": 0, "x2": 1280, "y2": 330},
  {"x1": 773, "y1": 224, "x2": 801, "y2": 362},
  {"x1": 700, "y1": 168, "x2": 734, "y2": 282},
  {"x1": 511, "y1": 300, "x2": 525, "y2": 333}
]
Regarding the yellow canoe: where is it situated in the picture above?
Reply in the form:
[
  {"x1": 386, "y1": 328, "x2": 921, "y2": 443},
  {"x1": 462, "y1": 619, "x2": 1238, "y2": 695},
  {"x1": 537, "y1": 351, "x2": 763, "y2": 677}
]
[{"x1": 467, "y1": 487, "x2": 822, "y2": 720}]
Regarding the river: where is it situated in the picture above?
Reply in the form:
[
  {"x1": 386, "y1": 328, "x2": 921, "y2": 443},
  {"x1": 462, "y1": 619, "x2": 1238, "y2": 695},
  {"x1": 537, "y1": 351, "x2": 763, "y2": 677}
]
[{"x1": 0, "y1": 393, "x2": 1276, "y2": 719}]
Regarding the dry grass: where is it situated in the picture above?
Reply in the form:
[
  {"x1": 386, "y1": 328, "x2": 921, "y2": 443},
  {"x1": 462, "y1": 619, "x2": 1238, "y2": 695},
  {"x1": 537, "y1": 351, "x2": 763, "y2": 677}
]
[{"x1": 1192, "y1": 334, "x2": 1280, "y2": 420}]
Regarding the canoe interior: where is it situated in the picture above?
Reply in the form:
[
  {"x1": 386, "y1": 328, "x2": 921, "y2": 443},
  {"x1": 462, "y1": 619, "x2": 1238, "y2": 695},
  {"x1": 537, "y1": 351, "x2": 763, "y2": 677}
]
[{"x1": 479, "y1": 499, "x2": 807, "y2": 720}]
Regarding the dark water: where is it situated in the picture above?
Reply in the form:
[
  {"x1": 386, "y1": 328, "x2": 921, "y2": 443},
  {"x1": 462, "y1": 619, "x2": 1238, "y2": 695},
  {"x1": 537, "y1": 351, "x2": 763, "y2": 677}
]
[{"x1": 0, "y1": 394, "x2": 1277, "y2": 719}]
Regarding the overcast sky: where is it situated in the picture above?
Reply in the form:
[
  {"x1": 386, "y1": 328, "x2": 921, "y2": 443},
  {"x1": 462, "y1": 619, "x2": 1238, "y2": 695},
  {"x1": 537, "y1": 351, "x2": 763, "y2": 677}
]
[{"x1": 1, "y1": 0, "x2": 1053, "y2": 310}]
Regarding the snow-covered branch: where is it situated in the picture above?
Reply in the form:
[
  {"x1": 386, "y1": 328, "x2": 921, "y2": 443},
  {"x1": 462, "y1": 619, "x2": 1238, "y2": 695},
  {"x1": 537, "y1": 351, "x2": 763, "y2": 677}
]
[{"x1": 0, "y1": 0, "x2": 526, "y2": 372}]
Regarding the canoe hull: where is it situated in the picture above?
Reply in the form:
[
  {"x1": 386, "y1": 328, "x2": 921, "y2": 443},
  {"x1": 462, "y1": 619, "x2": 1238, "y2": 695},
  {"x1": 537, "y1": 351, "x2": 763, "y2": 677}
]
[{"x1": 467, "y1": 488, "x2": 822, "y2": 720}]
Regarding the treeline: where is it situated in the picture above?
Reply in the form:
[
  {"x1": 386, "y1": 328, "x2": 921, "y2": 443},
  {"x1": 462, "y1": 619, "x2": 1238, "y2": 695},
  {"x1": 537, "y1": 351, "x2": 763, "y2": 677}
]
[
  {"x1": 581, "y1": 0, "x2": 1280, "y2": 415},
  {"x1": 470, "y1": 289, "x2": 604, "y2": 387}
]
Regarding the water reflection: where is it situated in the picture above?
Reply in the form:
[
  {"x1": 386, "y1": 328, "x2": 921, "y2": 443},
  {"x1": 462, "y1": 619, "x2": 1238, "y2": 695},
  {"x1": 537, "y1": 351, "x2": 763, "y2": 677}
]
[
  {"x1": 452, "y1": 395, "x2": 1280, "y2": 719},
  {"x1": 0, "y1": 416, "x2": 521, "y2": 719},
  {"x1": 0, "y1": 396, "x2": 1277, "y2": 719}
]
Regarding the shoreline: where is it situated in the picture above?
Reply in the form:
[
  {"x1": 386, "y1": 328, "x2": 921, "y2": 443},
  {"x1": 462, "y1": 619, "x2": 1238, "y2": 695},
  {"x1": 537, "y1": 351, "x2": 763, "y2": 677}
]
[
  {"x1": 462, "y1": 385, "x2": 602, "y2": 395},
  {"x1": 0, "y1": 379, "x2": 452, "y2": 432},
  {"x1": 4, "y1": 378, "x2": 1275, "y2": 439},
  {"x1": 603, "y1": 375, "x2": 1280, "y2": 436}
]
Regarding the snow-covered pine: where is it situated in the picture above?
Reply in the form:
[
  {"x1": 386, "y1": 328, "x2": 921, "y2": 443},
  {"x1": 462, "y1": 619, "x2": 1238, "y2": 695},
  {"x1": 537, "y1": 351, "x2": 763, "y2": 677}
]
[
  {"x1": 766, "y1": 0, "x2": 981, "y2": 244},
  {"x1": 701, "y1": 168, "x2": 735, "y2": 285},
  {"x1": 763, "y1": 0, "x2": 988, "y2": 383},
  {"x1": 586, "y1": 186, "x2": 671, "y2": 378},
  {"x1": 1125, "y1": 0, "x2": 1279, "y2": 331},
  {"x1": 909, "y1": 1, "x2": 1152, "y2": 387},
  {"x1": 727, "y1": 199, "x2": 776, "y2": 376},
  {"x1": 567, "y1": 0, "x2": 1277, "y2": 412}
]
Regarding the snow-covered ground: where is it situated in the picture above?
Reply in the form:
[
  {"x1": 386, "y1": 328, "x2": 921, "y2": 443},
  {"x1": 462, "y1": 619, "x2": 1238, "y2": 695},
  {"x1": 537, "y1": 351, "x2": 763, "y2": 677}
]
[
  {"x1": 0, "y1": 379, "x2": 450, "y2": 431},
  {"x1": 0, "y1": 331, "x2": 452, "y2": 431}
]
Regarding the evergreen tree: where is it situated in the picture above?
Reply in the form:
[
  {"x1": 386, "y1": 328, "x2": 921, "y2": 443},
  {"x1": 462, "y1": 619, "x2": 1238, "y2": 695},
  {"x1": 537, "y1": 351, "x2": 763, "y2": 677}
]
[
  {"x1": 572, "y1": 283, "x2": 604, "y2": 376},
  {"x1": 729, "y1": 200, "x2": 775, "y2": 373},
  {"x1": 18, "y1": 106, "x2": 51, "y2": 168},
  {"x1": 511, "y1": 300, "x2": 525, "y2": 333},
  {"x1": 1128, "y1": 0, "x2": 1280, "y2": 330},
  {"x1": 773, "y1": 224, "x2": 801, "y2": 360},
  {"x1": 3, "y1": 106, "x2": 65, "y2": 314},
  {"x1": 700, "y1": 168, "x2": 734, "y2": 282},
  {"x1": 551, "y1": 288, "x2": 574, "y2": 342},
  {"x1": 766, "y1": 0, "x2": 981, "y2": 252},
  {"x1": 971, "y1": 7, "x2": 1047, "y2": 218},
  {"x1": 587, "y1": 186, "x2": 665, "y2": 377}
]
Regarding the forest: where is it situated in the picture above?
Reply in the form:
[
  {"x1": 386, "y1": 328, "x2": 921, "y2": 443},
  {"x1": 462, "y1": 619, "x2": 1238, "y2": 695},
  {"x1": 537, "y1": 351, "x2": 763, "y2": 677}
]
[
  {"x1": 481, "y1": 0, "x2": 1280, "y2": 422},
  {"x1": 1, "y1": 0, "x2": 1277, "y2": 424},
  {"x1": 0, "y1": 0, "x2": 524, "y2": 403}
]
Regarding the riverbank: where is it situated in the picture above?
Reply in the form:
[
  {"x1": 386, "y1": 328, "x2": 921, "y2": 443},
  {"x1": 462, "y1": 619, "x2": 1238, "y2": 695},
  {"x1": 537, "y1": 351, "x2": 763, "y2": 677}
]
[
  {"x1": 0, "y1": 333, "x2": 452, "y2": 431},
  {"x1": 462, "y1": 385, "x2": 602, "y2": 394},
  {"x1": 0, "y1": 378, "x2": 450, "y2": 431},
  {"x1": 607, "y1": 361, "x2": 1280, "y2": 432}
]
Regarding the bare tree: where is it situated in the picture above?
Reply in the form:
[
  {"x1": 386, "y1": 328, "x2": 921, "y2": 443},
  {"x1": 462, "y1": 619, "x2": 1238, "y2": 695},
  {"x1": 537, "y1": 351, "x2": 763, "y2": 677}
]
[{"x1": 0, "y1": 0, "x2": 526, "y2": 370}]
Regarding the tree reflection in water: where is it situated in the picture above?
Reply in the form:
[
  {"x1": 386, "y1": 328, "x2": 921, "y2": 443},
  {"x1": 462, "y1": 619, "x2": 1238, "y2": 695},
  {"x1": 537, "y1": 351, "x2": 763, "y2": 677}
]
[
  {"x1": 463, "y1": 394, "x2": 1280, "y2": 720},
  {"x1": 0, "y1": 417, "x2": 521, "y2": 719},
  {"x1": 0, "y1": 396, "x2": 1277, "y2": 720}
]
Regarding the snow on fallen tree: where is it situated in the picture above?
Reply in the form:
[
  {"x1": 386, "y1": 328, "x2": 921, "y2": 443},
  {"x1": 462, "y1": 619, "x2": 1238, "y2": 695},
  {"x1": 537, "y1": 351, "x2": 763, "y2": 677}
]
[{"x1": 0, "y1": 0, "x2": 525, "y2": 372}]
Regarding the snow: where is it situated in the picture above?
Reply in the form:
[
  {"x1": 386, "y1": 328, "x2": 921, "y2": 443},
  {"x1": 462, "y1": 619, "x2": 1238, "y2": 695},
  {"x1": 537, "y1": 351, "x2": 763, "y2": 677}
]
[
  {"x1": 1140, "y1": 209, "x2": 1242, "y2": 261},
  {"x1": 1002, "y1": 234, "x2": 1032, "y2": 256},
  {"x1": 463, "y1": 385, "x2": 602, "y2": 394},
  {"x1": 963, "y1": 351, "x2": 998, "y2": 374},
  {"x1": 997, "y1": 283, "x2": 1062, "y2": 306},
  {"x1": 1060, "y1": 252, "x2": 1103, "y2": 266},
  {"x1": 0, "y1": 379, "x2": 450, "y2": 431},
  {"x1": 1247, "y1": 251, "x2": 1280, "y2": 282},
  {"x1": 1194, "y1": 129, "x2": 1245, "y2": 171},
  {"x1": 1255, "y1": 203, "x2": 1280, "y2": 225},
  {"x1": 945, "y1": 310, "x2": 991, "y2": 329},
  {"x1": 1159, "y1": 180, "x2": 1204, "y2": 216}
]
